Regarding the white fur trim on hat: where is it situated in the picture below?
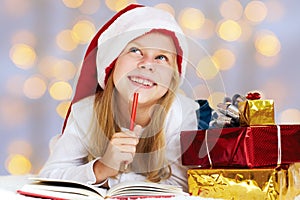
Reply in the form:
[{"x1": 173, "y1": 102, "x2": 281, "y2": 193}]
[{"x1": 96, "y1": 6, "x2": 188, "y2": 89}]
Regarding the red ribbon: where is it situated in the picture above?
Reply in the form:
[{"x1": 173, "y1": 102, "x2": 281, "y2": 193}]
[{"x1": 246, "y1": 92, "x2": 261, "y2": 100}]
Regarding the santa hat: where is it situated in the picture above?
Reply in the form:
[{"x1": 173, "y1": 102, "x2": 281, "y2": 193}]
[
  {"x1": 96, "y1": 5, "x2": 188, "y2": 89},
  {"x1": 62, "y1": 4, "x2": 188, "y2": 132}
]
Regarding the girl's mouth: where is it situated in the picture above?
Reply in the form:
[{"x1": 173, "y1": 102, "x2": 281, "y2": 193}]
[{"x1": 128, "y1": 76, "x2": 157, "y2": 87}]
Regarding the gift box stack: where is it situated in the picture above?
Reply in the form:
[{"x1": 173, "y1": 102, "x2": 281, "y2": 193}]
[{"x1": 181, "y1": 92, "x2": 300, "y2": 199}]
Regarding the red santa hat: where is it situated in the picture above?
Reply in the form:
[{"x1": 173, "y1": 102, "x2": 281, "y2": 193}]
[
  {"x1": 72, "y1": 4, "x2": 188, "y2": 103},
  {"x1": 63, "y1": 4, "x2": 188, "y2": 132}
]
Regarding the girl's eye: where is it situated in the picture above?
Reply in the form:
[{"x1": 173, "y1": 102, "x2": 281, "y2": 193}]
[
  {"x1": 129, "y1": 47, "x2": 142, "y2": 55},
  {"x1": 156, "y1": 55, "x2": 168, "y2": 61}
]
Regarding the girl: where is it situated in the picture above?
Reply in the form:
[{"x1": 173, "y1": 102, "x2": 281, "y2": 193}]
[{"x1": 39, "y1": 4, "x2": 199, "y2": 191}]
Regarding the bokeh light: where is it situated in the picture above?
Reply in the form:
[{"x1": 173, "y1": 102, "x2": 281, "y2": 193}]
[
  {"x1": 49, "y1": 81, "x2": 73, "y2": 100},
  {"x1": 23, "y1": 75, "x2": 47, "y2": 99},
  {"x1": 212, "y1": 48, "x2": 236, "y2": 71},
  {"x1": 53, "y1": 59, "x2": 77, "y2": 81},
  {"x1": 38, "y1": 56, "x2": 59, "y2": 79},
  {"x1": 105, "y1": 0, "x2": 137, "y2": 12},
  {"x1": 179, "y1": 8, "x2": 205, "y2": 31},
  {"x1": 184, "y1": 18, "x2": 215, "y2": 39},
  {"x1": 5, "y1": 154, "x2": 32, "y2": 175},
  {"x1": 255, "y1": 30, "x2": 281, "y2": 57},
  {"x1": 244, "y1": 1, "x2": 268, "y2": 23},
  {"x1": 72, "y1": 20, "x2": 96, "y2": 44},
  {"x1": 217, "y1": 19, "x2": 242, "y2": 41},
  {"x1": 56, "y1": 30, "x2": 78, "y2": 51},
  {"x1": 38, "y1": 57, "x2": 78, "y2": 81},
  {"x1": 56, "y1": 101, "x2": 71, "y2": 119},
  {"x1": 220, "y1": 0, "x2": 243, "y2": 20},
  {"x1": 196, "y1": 56, "x2": 219, "y2": 80},
  {"x1": 62, "y1": 0, "x2": 83, "y2": 8},
  {"x1": 79, "y1": 0, "x2": 101, "y2": 14},
  {"x1": 9, "y1": 44, "x2": 37, "y2": 69}
]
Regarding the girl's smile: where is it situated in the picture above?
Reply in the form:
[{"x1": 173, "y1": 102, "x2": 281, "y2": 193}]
[
  {"x1": 113, "y1": 31, "x2": 177, "y2": 105},
  {"x1": 128, "y1": 75, "x2": 157, "y2": 88}
]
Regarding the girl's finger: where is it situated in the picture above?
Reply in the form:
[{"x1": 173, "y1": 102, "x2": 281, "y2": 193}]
[{"x1": 111, "y1": 137, "x2": 139, "y2": 146}]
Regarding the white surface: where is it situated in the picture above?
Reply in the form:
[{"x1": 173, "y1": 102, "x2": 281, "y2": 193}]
[
  {"x1": 0, "y1": 175, "x2": 217, "y2": 200},
  {"x1": 0, "y1": 174, "x2": 38, "y2": 199}
]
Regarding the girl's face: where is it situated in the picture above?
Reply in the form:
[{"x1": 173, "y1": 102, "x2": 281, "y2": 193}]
[{"x1": 113, "y1": 32, "x2": 178, "y2": 106}]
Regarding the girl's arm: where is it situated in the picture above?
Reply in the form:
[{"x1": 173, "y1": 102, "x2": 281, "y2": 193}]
[
  {"x1": 39, "y1": 119, "x2": 101, "y2": 185},
  {"x1": 39, "y1": 97, "x2": 103, "y2": 186},
  {"x1": 39, "y1": 97, "x2": 143, "y2": 187},
  {"x1": 107, "y1": 95, "x2": 199, "y2": 191}
]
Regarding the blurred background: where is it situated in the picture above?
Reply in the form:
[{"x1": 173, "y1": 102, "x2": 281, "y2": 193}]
[{"x1": 1, "y1": 0, "x2": 300, "y2": 175}]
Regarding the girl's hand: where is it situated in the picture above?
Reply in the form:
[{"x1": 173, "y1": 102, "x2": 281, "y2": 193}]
[{"x1": 93, "y1": 125, "x2": 142, "y2": 182}]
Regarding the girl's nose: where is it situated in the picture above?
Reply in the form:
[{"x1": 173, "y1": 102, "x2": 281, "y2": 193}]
[
  {"x1": 138, "y1": 64, "x2": 155, "y2": 72},
  {"x1": 137, "y1": 56, "x2": 155, "y2": 72}
]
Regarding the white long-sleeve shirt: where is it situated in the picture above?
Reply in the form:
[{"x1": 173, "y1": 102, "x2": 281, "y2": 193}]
[{"x1": 39, "y1": 93, "x2": 199, "y2": 192}]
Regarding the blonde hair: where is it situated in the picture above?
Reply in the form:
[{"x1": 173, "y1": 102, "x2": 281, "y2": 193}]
[{"x1": 88, "y1": 43, "x2": 181, "y2": 183}]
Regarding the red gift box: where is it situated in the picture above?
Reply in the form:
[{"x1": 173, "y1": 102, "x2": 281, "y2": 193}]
[{"x1": 180, "y1": 125, "x2": 300, "y2": 168}]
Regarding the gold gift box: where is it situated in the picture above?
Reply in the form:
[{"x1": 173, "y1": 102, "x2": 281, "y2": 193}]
[
  {"x1": 238, "y1": 99, "x2": 275, "y2": 126},
  {"x1": 188, "y1": 164, "x2": 300, "y2": 200}
]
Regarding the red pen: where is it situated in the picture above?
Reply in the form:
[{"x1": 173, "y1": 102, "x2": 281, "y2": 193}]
[
  {"x1": 129, "y1": 92, "x2": 139, "y2": 131},
  {"x1": 120, "y1": 92, "x2": 139, "y2": 172}
]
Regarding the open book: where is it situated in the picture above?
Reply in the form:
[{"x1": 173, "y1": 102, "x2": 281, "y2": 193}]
[{"x1": 17, "y1": 177, "x2": 188, "y2": 200}]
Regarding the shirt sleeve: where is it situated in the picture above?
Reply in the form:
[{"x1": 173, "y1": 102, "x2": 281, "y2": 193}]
[{"x1": 39, "y1": 97, "x2": 100, "y2": 185}]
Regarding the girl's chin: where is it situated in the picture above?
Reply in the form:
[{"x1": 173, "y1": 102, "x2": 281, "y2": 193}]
[{"x1": 131, "y1": 94, "x2": 162, "y2": 105}]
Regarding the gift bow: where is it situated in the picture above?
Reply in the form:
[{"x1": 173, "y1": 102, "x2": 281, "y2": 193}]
[{"x1": 246, "y1": 92, "x2": 261, "y2": 100}]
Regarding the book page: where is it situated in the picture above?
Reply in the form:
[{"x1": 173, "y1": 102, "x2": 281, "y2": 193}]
[
  {"x1": 18, "y1": 185, "x2": 104, "y2": 200},
  {"x1": 18, "y1": 178, "x2": 188, "y2": 199},
  {"x1": 107, "y1": 181, "x2": 187, "y2": 197},
  {"x1": 19, "y1": 177, "x2": 107, "y2": 199}
]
